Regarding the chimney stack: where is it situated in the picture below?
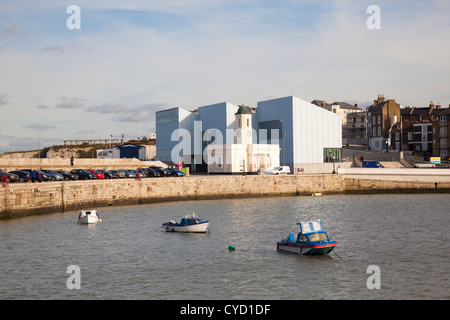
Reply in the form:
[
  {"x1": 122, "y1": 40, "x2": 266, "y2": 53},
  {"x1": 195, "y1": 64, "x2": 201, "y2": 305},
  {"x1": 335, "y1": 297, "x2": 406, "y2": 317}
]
[{"x1": 376, "y1": 94, "x2": 385, "y2": 104}]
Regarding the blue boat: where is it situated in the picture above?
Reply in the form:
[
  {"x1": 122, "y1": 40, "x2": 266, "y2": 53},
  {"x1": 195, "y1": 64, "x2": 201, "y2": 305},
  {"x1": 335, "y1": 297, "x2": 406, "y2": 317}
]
[
  {"x1": 277, "y1": 220, "x2": 337, "y2": 255},
  {"x1": 162, "y1": 212, "x2": 210, "y2": 233}
]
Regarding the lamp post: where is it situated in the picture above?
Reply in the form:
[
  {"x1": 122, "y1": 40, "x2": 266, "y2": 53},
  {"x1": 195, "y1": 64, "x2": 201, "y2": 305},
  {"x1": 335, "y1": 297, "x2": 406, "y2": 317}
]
[
  {"x1": 329, "y1": 150, "x2": 336, "y2": 174},
  {"x1": 332, "y1": 155, "x2": 336, "y2": 174},
  {"x1": 206, "y1": 130, "x2": 210, "y2": 176}
]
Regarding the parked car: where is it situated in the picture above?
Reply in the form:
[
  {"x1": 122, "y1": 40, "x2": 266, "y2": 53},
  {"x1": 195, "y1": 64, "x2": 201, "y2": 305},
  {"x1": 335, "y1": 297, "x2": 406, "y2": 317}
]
[
  {"x1": 55, "y1": 170, "x2": 79, "y2": 181},
  {"x1": 9, "y1": 170, "x2": 31, "y2": 182},
  {"x1": 97, "y1": 170, "x2": 116, "y2": 179},
  {"x1": 0, "y1": 169, "x2": 19, "y2": 182},
  {"x1": 152, "y1": 166, "x2": 169, "y2": 176},
  {"x1": 21, "y1": 169, "x2": 52, "y2": 181},
  {"x1": 119, "y1": 170, "x2": 135, "y2": 178},
  {"x1": 70, "y1": 169, "x2": 98, "y2": 180},
  {"x1": 109, "y1": 170, "x2": 125, "y2": 179},
  {"x1": 144, "y1": 167, "x2": 161, "y2": 177},
  {"x1": 266, "y1": 166, "x2": 291, "y2": 175},
  {"x1": 362, "y1": 161, "x2": 385, "y2": 168},
  {"x1": 128, "y1": 169, "x2": 140, "y2": 178},
  {"x1": 41, "y1": 170, "x2": 65, "y2": 181},
  {"x1": 87, "y1": 169, "x2": 105, "y2": 179},
  {"x1": 166, "y1": 168, "x2": 185, "y2": 177}
]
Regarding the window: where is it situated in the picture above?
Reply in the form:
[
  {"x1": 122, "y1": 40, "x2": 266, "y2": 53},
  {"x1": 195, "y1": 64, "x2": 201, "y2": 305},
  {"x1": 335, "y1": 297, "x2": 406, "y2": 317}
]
[
  {"x1": 247, "y1": 119, "x2": 249, "y2": 127},
  {"x1": 378, "y1": 127, "x2": 381, "y2": 136},
  {"x1": 395, "y1": 133, "x2": 399, "y2": 141},
  {"x1": 156, "y1": 109, "x2": 179, "y2": 125},
  {"x1": 308, "y1": 233, "x2": 328, "y2": 242},
  {"x1": 373, "y1": 116, "x2": 376, "y2": 125},
  {"x1": 378, "y1": 115, "x2": 381, "y2": 125},
  {"x1": 373, "y1": 127, "x2": 376, "y2": 137}
]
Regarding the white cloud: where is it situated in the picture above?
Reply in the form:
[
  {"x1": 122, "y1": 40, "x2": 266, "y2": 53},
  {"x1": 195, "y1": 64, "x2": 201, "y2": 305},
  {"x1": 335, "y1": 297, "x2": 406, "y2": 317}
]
[
  {"x1": 0, "y1": 94, "x2": 8, "y2": 106},
  {"x1": 112, "y1": 103, "x2": 168, "y2": 122},
  {"x1": 86, "y1": 103, "x2": 126, "y2": 114},
  {"x1": 55, "y1": 97, "x2": 85, "y2": 109},
  {"x1": 42, "y1": 44, "x2": 65, "y2": 53},
  {"x1": 22, "y1": 123, "x2": 56, "y2": 131}
]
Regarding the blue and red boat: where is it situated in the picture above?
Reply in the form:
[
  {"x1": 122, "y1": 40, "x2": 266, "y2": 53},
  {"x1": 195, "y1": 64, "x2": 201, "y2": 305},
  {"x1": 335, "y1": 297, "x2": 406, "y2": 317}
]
[{"x1": 277, "y1": 220, "x2": 337, "y2": 255}]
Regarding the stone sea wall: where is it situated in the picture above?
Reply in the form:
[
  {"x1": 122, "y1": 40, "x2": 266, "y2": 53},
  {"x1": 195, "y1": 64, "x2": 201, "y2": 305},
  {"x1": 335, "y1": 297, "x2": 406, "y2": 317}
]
[{"x1": 1, "y1": 174, "x2": 449, "y2": 219}]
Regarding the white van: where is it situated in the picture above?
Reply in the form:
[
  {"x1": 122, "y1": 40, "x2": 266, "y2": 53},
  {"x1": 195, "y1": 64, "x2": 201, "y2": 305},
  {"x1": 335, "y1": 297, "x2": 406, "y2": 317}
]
[{"x1": 266, "y1": 166, "x2": 290, "y2": 175}]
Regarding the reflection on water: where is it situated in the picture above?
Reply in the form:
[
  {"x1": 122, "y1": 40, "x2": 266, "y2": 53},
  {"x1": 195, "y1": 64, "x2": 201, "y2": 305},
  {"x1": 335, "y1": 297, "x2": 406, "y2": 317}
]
[{"x1": 0, "y1": 194, "x2": 449, "y2": 299}]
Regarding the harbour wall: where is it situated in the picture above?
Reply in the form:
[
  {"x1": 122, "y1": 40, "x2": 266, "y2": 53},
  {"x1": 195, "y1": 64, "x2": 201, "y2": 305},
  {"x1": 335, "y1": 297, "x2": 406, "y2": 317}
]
[{"x1": 2, "y1": 174, "x2": 450, "y2": 219}]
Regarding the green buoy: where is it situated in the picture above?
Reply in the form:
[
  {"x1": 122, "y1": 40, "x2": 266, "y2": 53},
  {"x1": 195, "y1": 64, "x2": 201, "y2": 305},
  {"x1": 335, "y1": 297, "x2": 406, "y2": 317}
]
[{"x1": 228, "y1": 245, "x2": 236, "y2": 251}]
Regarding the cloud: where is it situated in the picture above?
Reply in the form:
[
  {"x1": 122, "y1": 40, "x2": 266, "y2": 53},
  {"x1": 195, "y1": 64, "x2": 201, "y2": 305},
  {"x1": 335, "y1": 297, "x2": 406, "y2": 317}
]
[
  {"x1": 86, "y1": 102, "x2": 126, "y2": 114},
  {"x1": 22, "y1": 123, "x2": 56, "y2": 131},
  {"x1": 42, "y1": 45, "x2": 65, "y2": 53},
  {"x1": 111, "y1": 103, "x2": 168, "y2": 122},
  {"x1": 0, "y1": 95, "x2": 8, "y2": 106},
  {"x1": 75, "y1": 130, "x2": 95, "y2": 135},
  {"x1": 55, "y1": 96, "x2": 85, "y2": 109},
  {"x1": 3, "y1": 24, "x2": 25, "y2": 38},
  {"x1": 36, "y1": 104, "x2": 49, "y2": 109},
  {"x1": 86, "y1": 101, "x2": 168, "y2": 122}
]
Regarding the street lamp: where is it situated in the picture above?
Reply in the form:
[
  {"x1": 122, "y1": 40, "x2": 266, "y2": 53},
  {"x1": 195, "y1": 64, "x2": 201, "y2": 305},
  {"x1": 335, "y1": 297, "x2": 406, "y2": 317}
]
[
  {"x1": 329, "y1": 150, "x2": 336, "y2": 174},
  {"x1": 206, "y1": 130, "x2": 210, "y2": 176},
  {"x1": 332, "y1": 155, "x2": 336, "y2": 174}
]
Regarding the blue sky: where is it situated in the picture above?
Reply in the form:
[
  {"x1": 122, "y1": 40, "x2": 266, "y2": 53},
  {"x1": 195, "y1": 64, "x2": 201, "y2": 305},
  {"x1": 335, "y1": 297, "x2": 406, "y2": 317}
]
[{"x1": 1, "y1": 0, "x2": 450, "y2": 154}]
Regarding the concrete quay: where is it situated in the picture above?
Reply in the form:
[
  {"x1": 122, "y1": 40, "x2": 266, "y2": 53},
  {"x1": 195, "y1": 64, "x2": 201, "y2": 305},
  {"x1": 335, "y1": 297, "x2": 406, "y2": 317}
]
[{"x1": 1, "y1": 173, "x2": 449, "y2": 219}]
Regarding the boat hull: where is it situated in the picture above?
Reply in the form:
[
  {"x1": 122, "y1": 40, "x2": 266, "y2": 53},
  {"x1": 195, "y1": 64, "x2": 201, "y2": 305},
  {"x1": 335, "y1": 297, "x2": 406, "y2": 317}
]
[
  {"x1": 277, "y1": 242, "x2": 336, "y2": 255},
  {"x1": 78, "y1": 215, "x2": 101, "y2": 224},
  {"x1": 164, "y1": 221, "x2": 209, "y2": 233}
]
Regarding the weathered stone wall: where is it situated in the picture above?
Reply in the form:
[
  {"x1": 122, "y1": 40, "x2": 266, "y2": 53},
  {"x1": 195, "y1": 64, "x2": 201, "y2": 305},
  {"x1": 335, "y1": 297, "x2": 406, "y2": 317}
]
[{"x1": 1, "y1": 175, "x2": 449, "y2": 219}]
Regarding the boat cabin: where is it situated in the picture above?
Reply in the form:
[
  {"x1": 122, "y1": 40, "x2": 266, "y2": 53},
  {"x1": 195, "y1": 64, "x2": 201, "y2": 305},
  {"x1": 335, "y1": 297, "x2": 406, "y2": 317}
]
[
  {"x1": 180, "y1": 217, "x2": 201, "y2": 226},
  {"x1": 289, "y1": 220, "x2": 331, "y2": 244}
]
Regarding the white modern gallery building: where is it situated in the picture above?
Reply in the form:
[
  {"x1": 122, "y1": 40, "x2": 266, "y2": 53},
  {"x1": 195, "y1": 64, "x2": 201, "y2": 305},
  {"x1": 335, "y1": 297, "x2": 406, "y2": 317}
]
[{"x1": 155, "y1": 96, "x2": 342, "y2": 174}]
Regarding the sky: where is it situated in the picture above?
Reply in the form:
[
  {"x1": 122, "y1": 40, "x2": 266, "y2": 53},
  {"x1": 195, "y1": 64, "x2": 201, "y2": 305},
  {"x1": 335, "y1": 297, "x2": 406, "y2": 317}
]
[{"x1": 1, "y1": 0, "x2": 450, "y2": 154}]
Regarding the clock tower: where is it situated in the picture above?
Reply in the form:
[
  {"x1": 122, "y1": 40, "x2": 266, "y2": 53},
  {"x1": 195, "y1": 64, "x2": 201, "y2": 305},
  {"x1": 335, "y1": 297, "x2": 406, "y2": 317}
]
[{"x1": 235, "y1": 105, "x2": 253, "y2": 145}]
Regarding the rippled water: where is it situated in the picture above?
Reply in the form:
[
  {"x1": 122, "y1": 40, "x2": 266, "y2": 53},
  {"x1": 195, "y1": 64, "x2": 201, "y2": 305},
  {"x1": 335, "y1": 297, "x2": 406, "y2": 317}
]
[{"x1": 0, "y1": 194, "x2": 449, "y2": 300}]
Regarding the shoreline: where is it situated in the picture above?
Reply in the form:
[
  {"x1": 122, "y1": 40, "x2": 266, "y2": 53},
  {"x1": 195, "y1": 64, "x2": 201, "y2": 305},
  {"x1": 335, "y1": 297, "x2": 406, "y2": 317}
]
[{"x1": 1, "y1": 174, "x2": 450, "y2": 220}]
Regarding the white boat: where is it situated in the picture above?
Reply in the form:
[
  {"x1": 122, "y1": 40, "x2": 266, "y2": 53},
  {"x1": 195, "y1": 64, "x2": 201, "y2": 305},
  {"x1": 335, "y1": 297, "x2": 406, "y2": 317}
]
[
  {"x1": 78, "y1": 210, "x2": 102, "y2": 224},
  {"x1": 162, "y1": 212, "x2": 209, "y2": 233}
]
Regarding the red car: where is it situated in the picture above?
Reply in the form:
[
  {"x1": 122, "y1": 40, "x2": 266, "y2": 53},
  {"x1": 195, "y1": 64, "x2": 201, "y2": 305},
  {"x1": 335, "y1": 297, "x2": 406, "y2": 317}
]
[{"x1": 87, "y1": 169, "x2": 105, "y2": 179}]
